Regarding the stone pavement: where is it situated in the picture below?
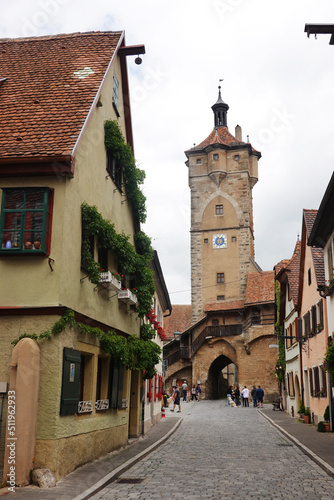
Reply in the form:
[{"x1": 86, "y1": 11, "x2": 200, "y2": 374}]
[{"x1": 1, "y1": 401, "x2": 334, "y2": 499}]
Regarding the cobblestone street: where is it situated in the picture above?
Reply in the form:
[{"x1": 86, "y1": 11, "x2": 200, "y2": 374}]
[{"x1": 91, "y1": 400, "x2": 334, "y2": 500}]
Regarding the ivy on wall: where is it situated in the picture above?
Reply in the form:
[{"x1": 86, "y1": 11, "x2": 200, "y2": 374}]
[
  {"x1": 81, "y1": 202, "x2": 155, "y2": 318},
  {"x1": 12, "y1": 309, "x2": 161, "y2": 379},
  {"x1": 275, "y1": 280, "x2": 286, "y2": 382},
  {"x1": 104, "y1": 120, "x2": 147, "y2": 224}
]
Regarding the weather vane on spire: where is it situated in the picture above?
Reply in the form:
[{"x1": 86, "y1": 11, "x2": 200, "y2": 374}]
[{"x1": 218, "y1": 78, "x2": 224, "y2": 91}]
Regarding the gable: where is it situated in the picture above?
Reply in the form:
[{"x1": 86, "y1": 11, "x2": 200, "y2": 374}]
[{"x1": 0, "y1": 31, "x2": 123, "y2": 173}]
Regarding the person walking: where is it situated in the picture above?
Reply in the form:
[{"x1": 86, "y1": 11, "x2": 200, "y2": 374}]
[
  {"x1": 241, "y1": 386, "x2": 249, "y2": 407},
  {"x1": 251, "y1": 385, "x2": 257, "y2": 407},
  {"x1": 191, "y1": 385, "x2": 198, "y2": 401},
  {"x1": 256, "y1": 385, "x2": 264, "y2": 408},
  {"x1": 196, "y1": 383, "x2": 201, "y2": 401},
  {"x1": 181, "y1": 380, "x2": 188, "y2": 402},
  {"x1": 170, "y1": 386, "x2": 181, "y2": 412}
]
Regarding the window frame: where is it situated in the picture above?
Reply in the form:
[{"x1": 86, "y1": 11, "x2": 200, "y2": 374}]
[
  {"x1": 0, "y1": 187, "x2": 53, "y2": 255},
  {"x1": 217, "y1": 272, "x2": 225, "y2": 284},
  {"x1": 215, "y1": 204, "x2": 223, "y2": 215}
]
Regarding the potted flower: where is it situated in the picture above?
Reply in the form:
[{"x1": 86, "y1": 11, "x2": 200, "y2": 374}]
[
  {"x1": 324, "y1": 405, "x2": 330, "y2": 432},
  {"x1": 297, "y1": 401, "x2": 305, "y2": 418},
  {"x1": 303, "y1": 407, "x2": 311, "y2": 424}
]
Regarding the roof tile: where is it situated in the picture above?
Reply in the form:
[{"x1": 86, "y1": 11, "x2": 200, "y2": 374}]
[{"x1": 0, "y1": 31, "x2": 122, "y2": 162}]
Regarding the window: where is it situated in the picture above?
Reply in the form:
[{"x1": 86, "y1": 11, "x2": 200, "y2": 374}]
[
  {"x1": 217, "y1": 295, "x2": 225, "y2": 301},
  {"x1": 213, "y1": 153, "x2": 219, "y2": 160},
  {"x1": 308, "y1": 267, "x2": 312, "y2": 285},
  {"x1": 216, "y1": 204, "x2": 223, "y2": 215},
  {"x1": 60, "y1": 348, "x2": 81, "y2": 416},
  {"x1": 112, "y1": 71, "x2": 120, "y2": 116},
  {"x1": 204, "y1": 238, "x2": 208, "y2": 244},
  {"x1": 98, "y1": 247, "x2": 108, "y2": 272},
  {"x1": 232, "y1": 236, "x2": 237, "y2": 242},
  {"x1": 313, "y1": 366, "x2": 320, "y2": 397},
  {"x1": 320, "y1": 366, "x2": 327, "y2": 397},
  {"x1": 217, "y1": 272, "x2": 224, "y2": 283},
  {"x1": 196, "y1": 158, "x2": 202, "y2": 164},
  {"x1": 303, "y1": 311, "x2": 310, "y2": 339},
  {"x1": 317, "y1": 300, "x2": 324, "y2": 333},
  {"x1": 309, "y1": 369, "x2": 314, "y2": 397},
  {"x1": 0, "y1": 188, "x2": 53, "y2": 254},
  {"x1": 107, "y1": 151, "x2": 122, "y2": 190}
]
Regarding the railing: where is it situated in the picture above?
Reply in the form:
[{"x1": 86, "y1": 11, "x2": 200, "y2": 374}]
[
  {"x1": 95, "y1": 399, "x2": 109, "y2": 411},
  {"x1": 191, "y1": 324, "x2": 242, "y2": 356},
  {"x1": 78, "y1": 400, "x2": 93, "y2": 413},
  {"x1": 243, "y1": 312, "x2": 275, "y2": 331}
]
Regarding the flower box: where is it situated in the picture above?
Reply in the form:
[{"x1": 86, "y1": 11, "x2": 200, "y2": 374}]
[
  {"x1": 118, "y1": 289, "x2": 137, "y2": 305},
  {"x1": 100, "y1": 271, "x2": 122, "y2": 291}
]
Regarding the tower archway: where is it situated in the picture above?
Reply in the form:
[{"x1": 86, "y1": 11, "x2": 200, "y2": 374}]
[{"x1": 206, "y1": 354, "x2": 237, "y2": 400}]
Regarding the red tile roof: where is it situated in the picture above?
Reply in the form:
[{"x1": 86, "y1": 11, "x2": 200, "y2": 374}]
[
  {"x1": 204, "y1": 299, "x2": 245, "y2": 312},
  {"x1": 244, "y1": 271, "x2": 275, "y2": 305},
  {"x1": 186, "y1": 127, "x2": 261, "y2": 158},
  {"x1": 163, "y1": 305, "x2": 192, "y2": 340},
  {"x1": 304, "y1": 209, "x2": 325, "y2": 286},
  {"x1": 286, "y1": 240, "x2": 301, "y2": 307},
  {"x1": 0, "y1": 31, "x2": 123, "y2": 163}
]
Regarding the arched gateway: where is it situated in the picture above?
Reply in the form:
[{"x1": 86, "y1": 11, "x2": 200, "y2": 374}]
[{"x1": 164, "y1": 88, "x2": 278, "y2": 401}]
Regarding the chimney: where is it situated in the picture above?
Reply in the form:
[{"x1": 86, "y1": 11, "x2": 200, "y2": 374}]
[{"x1": 235, "y1": 125, "x2": 242, "y2": 141}]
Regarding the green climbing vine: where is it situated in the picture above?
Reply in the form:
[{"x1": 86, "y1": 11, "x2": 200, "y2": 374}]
[
  {"x1": 81, "y1": 203, "x2": 155, "y2": 318},
  {"x1": 12, "y1": 309, "x2": 160, "y2": 379},
  {"x1": 275, "y1": 280, "x2": 286, "y2": 382},
  {"x1": 104, "y1": 120, "x2": 147, "y2": 223}
]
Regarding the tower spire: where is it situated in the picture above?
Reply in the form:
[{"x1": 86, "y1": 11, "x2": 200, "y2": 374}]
[{"x1": 211, "y1": 85, "x2": 229, "y2": 128}]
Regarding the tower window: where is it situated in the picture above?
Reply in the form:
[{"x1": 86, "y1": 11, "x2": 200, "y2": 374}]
[
  {"x1": 213, "y1": 153, "x2": 219, "y2": 161},
  {"x1": 216, "y1": 205, "x2": 223, "y2": 215},
  {"x1": 217, "y1": 273, "x2": 224, "y2": 284},
  {"x1": 217, "y1": 295, "x2": 225, "y2": 301},
  {"x1": 196, "y1": 158, "x2": 202, "y2": 164},
  {"x1": 204, "y1": 238, "x2": 208, "y2": 243},
  {"x1": 232, "y1": 236, "x2": 236, "y2": 242}
]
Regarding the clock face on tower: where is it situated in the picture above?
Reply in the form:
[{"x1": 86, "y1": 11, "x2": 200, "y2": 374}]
[{"x1": 212, "y1": 234, "x2": 227, "y2": 249}]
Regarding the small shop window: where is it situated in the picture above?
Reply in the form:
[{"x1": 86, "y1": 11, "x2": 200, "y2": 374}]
[{"x1": 0, "y1": 187, "x2": 53, "y2": 255}]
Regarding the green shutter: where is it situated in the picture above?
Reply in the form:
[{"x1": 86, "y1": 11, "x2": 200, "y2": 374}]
[
  {"x1": 117, "y1": 365, "x2": 124, "y2": 409},
  {"x1": 60, "y1": 347, "x2": 81, "y2": 415},
  {"x1": 108, "y1": 359, "x2": 124, "y2": 409}
]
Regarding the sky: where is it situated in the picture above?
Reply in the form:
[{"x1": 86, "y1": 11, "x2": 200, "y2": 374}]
[{"x1": 2, "y1": 0, "x2": 334, "y2": 304}]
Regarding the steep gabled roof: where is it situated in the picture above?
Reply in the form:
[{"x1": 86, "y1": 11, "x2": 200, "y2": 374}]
[
  {"x1": 303, "y1": 209, "x2": 325, "y2": 287},
  {"x1": 286, "y1": 240, "x2": 301, "y2": 308},
  {"x1": 244, "y1": 271, "x2": 275, "y2": 306},
  {"x1": 163, "y1": 305, "x2": 192, "y2": 340},
  {"x1": 0, "y1": 31, "x2": 124, "y2": 171}
]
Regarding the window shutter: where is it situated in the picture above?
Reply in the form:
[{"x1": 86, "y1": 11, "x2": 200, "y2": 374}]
[
  {"x1": 311, "y1": 305, "x2": 317, "y2": 336},
  {"x1": 109, "y1": 359, "x2": 119, "y2": 409},
  {"x1": 117, "y1": 365, "x2": 124, "y2": 409},
  {"x1": 109, "y1": 360, "x2": 124, "y2": 409},
  {"x1": 60, "y1": 347, "x2": 81, "y2": 415},
  {"x1": 319, "y1": 300, "x2": 324, "y2": 331}
]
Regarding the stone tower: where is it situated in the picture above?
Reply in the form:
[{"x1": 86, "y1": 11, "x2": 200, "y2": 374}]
[{"x1": 185, "y1": 87, "x2": 261, "y2": 324}]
